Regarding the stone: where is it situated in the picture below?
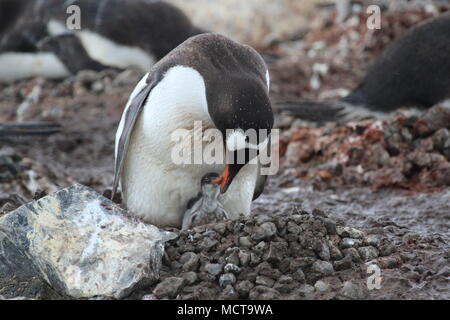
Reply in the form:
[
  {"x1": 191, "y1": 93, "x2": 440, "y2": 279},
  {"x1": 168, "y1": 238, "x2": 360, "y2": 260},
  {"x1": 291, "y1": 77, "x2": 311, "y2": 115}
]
[
  {"x1": 249, "y1": 286, "x2": 280, "y2": 300},
  {"x1": 153, "y1": 277, "x2": 186, "y2": 299},
  {"x1": 255, "y1": 275, "x2": 275, "y2": 287},
  {"x1": 236, "y1": 280, "x2": 254, "y2": 298},
  {"x1": 333, "y1": 255, "x2": 353, "y2": 271},
  {"x1": 322, "y1": 218, "x2": 337, "y2": 235},
  {"x1": 182, "y1": 272, "x2": 198, "y2": 285},
  {"x1": 329, "y1": 243, "x2": 343, "y2": 261},
  {"x1": 294, "y1": 284, "x2": 315, "y2": 296},
  {"x1": 238, "y1": 250, "x2": 251, "y2": 266},
  {"x1": 364, "y1": 235, "x2": 380, "y2": 247},
  {"x1": 342, "y1": 248, "x2": 362, "y2": 262},
  {"x1": 337, "y1": 281, "x2": 368, "y2": 300},
  {"x1": 224, "y1": 263, "x2": 240, "y2": 274},
  {"x1": 314, "y1": 280, "x2": 329, "y2": 292},
  {"x1": 264, "y1": 241, "x2": 287, "y2": 264},
  {"x1": 225, "y1": 248, "x2": 240, "y2": 266},
  {"x1": 204, "y1": 263, "x2": 223, "y2": 277},
  {"x1": 273, "y1": 275, "x2": 295, "y2": 293},
  {"x1": 336, "y1": 226, "x2": 365, "y2": 239},
  {"x1": 0, "y1": 184, "x2": 175, "y2": 299},
  {"x1": 313, "y1": 239, "x2": 331, "y2": 261},
  {"x1": 180, "y1": 252, "x2": 199, "y2": 271},
  {"x1": 219, "y1": 273, "x2": 236, "y2": 287},
  {"x1": 239, "y1": 236, "x2": 252, "y2": 247},
  {"x1": 311, "y1": 260, "x2": 334, "y2": 275},
  {"x1": 251, "y1": 222, "x2": 277, "y2": 241},
  {"x1": 340, "y1": 238, "x2": 363, "y2": 249},
  {"x1": 357, "y1": 246, "x2": 379, "y2": 262},
  {"x1": 292, "y1": 268, "x2": 306, "y2": 283},
  {"x1": 220, "y1": 284, "x2": 238, "y2": 300}
]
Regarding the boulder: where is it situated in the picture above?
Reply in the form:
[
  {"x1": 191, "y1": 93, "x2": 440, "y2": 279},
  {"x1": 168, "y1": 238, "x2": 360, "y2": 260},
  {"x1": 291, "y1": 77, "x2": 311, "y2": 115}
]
[{"x1": 0, "y1": 184, "x2": 176, "y2": 299}]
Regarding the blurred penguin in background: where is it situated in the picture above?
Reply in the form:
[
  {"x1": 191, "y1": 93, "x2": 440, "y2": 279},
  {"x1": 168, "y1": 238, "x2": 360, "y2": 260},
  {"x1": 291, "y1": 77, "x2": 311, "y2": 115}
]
[
  {"x1": 279, "y1": 12, "x2": 450, "y2": 123},
  {"x1": 0, "y1": 0, "x2": 205, "y2": 82}
]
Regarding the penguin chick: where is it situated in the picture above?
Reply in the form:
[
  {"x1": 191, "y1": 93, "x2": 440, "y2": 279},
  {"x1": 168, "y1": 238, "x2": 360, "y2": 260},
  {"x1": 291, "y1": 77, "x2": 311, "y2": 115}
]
[{"x1": 182, "y1": 173, "x2": 230, "y2": 230}]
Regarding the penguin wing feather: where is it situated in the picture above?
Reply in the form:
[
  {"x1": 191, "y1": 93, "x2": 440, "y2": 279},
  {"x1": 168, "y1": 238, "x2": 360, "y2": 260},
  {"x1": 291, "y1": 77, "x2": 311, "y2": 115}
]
[{"x1": 112, "y1": 72, "x2": 161, "y2": 199}]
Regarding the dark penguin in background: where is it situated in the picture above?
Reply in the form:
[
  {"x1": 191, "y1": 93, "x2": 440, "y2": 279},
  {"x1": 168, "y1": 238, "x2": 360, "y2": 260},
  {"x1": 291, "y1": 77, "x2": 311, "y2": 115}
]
[
  {"x1": 0, "y1": 0, "x2": 204, "y2": 82},
  {"x1": 280, "y1": 12, "x2": 450, "y2": 123},
  {"x1": 113, "y1": 33, "x2": 273, "y2": 228}
]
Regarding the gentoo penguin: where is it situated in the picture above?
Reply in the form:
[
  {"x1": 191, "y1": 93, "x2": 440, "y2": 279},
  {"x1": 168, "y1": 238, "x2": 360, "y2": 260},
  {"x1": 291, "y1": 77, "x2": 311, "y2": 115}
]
[
  {"x1": 279, "y1": 12, "x2": 450, "y2": 123},
  {"x1": 113, "y1": 33, "x2": 274, "y2": 228},
  {"x1": 182, "y1": 173, "x2": 230, "y2": 230},
  {"x1": 0, "y1": 0, "x2": 204, "y2": 82}
]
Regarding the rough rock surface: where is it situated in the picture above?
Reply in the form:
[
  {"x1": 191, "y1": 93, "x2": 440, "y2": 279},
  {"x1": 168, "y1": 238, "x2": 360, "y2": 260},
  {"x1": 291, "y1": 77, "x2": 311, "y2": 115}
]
[{"x1": 0, "y1": 184, "x2": 175, "y2": 299}]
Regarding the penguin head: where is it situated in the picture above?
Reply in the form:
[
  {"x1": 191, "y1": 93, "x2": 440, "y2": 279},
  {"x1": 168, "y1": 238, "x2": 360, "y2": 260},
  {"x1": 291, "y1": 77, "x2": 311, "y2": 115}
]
[
  {"x1": 209, "y1": 76, "x2": 273, "y2": 193},
  {"x1": 201, "y1": 172, "x2": 221, "y2": 199}
]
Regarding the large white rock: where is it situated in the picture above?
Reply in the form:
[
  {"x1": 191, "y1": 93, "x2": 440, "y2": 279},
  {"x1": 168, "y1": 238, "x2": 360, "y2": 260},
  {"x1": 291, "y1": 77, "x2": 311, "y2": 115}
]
[
  {"x1": 0, "y1": 184, "x2": 176, "y2": 299},
  {"x1": 167, "y1": 0, "x2": 320, "y2": 47}
]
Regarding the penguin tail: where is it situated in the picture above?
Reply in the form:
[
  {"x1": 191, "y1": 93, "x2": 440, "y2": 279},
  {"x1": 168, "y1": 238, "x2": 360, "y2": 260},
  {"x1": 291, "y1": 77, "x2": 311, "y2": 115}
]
[
  {"x1": 275, "y1": 100, "x2": 347, "y2": 123},
  {"x1": 275, "y1": 100, "x2": 387, "y2": 124},
  {"x1": 0, "y1": 122, "x2": 61, "y2": 137}
]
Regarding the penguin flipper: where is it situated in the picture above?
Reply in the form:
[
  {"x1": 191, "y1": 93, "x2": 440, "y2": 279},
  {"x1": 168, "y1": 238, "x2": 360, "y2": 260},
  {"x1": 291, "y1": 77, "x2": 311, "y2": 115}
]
[{"x1": 112, "y1": 72, "x2": 162, "y2": 199}]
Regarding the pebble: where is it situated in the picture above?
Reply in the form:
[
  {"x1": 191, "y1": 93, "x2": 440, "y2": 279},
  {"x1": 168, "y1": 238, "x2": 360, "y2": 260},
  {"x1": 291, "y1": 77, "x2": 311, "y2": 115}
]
[
  {"x1": 236, "y1": 280, "x2": 254, "y2": 298},
  {"x1": 153, "y1": 277, "x2": 185, "y2": 299},
  {"x1": 182, "y1": 272, "x2": 198, "y2": 285},
  {"x1": 364, "y1": 235, "x2": 380, "y2": 247},
  {"x1": 224, "y1": 263, "x2": 241, "y2": 274},
  {"x1": 252, "y1": 222, "x2": 277, "y2": 241},
  {"x1": 340, "y1": 238, "x2": 363, "y2": 249},
  {"x1": 225, "y1": 247, "x2": 240, "y2": 265},
  {"x1": 255, "y1": 275, "x2": 275, "y2": 287},
  {"x1": 238, "y1": 250, "x2": 251, "y2": 266},
  {"x1": 358, "y1": 246, "x2": 379, "y2": 262},
  {"x1": 342, "y1": 248, "x2": 362, "y2": 262},
  {"x1": 273, "y1": 275, "x2": 295, "y2": 293},
  {"x1": 336, "y1": 226, "x2": 365, "y2": 239},
  {"x1": 220, "y1": 284, "x2": 239, "y2": 300},
  {"x1": 180, "y1": 252, "x2": 199, "y2": 271},
  {"x1": 337, "y1": 281, "x2": 367, "y2": 300},
  {"x1": 239, "y1": 236, "x2": 252, "y2": 247},
  {"x1": 312, "y1": 260, "x2": 334, "y2": 275},
  {"x1": 219, "y1": 273, "x2": 236, "y2": 287},
  {"x1": 249, "y1": 286, "x2": 280, "y2": 300},
  {"x1": 204, "y1": 263, "x2": 223, "y2": 277},
  {"x1": 314, "y1": 280, "x2": 329, "y2": 292}
]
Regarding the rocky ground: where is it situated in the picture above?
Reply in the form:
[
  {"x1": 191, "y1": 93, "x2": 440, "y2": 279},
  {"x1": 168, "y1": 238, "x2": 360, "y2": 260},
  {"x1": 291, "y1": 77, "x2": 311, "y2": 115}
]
[{"x1": 0, "y1": 5, "x2": 449, "y2": 300}]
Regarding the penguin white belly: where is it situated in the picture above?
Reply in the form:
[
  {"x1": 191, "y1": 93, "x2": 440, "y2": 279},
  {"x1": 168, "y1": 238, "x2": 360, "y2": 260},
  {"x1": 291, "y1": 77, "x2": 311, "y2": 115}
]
[
  {"x1": 121, "y1": 113, "x2": 258, "y2": 227},
  {"x1": 0, "y1": 52, "x2": 70, "y2": 82},
  {"x1": 48, "y1": 20, "x2": 155, "y2": 72}
]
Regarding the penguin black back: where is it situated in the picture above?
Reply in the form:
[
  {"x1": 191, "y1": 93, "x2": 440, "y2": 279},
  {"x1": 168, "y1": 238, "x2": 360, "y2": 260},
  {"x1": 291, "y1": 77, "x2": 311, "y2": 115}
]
[{"x1": 343, "y1": 12, "x2": 450, "y2": 111}]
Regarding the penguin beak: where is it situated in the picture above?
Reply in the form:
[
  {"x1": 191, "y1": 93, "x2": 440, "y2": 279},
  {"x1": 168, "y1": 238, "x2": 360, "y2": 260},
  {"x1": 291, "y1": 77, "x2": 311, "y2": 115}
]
[{"x1": 213, "y1": 163, "x2": 243, "y2": 193}]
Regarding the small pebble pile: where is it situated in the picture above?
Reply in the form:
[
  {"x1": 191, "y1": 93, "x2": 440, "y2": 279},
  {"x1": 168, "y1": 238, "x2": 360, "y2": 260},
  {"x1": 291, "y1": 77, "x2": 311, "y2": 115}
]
[
  {"x1": 281, "y1": 105, "x2": 450, "y2": 190},
  {"x1": 149, "y1": 208, "x2": 396, "y2": 300}
]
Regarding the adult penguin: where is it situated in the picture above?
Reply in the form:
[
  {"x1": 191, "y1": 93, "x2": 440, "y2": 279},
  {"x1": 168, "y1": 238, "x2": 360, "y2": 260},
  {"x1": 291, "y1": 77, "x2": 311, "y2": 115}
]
[
  {"x1": 0, "y1": 0, "x2": 204, "y2": 81},
  {"x1": 279, "y1": 12, "x2": 450, "y2": 123},
  {"x1": 113, "y1": 33, "x2": 274, "y2": 228}
]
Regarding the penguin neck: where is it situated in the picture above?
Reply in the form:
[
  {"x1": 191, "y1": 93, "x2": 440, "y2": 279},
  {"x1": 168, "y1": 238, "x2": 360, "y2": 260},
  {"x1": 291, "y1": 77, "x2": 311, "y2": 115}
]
[{"x1": 200, "y1": 190, "x2": 220, "y2": 212}]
